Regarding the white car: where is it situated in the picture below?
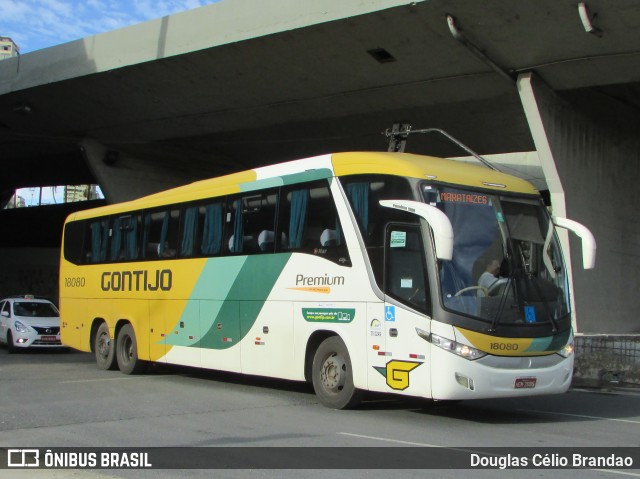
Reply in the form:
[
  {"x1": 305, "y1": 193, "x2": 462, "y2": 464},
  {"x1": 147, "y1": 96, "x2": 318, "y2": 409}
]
[{"x1": 0, "y1": 296, "x2": 62, "y2": 352}]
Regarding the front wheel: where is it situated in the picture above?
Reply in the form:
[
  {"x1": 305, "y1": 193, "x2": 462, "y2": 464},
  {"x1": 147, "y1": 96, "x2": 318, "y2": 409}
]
[
  {"x1": 7, "y1": 331, "x2": 16, "y2": 354},
  {"x1": 312, "y1": 336, "x2": 362, "y2": 409},
  {"x1": 94, "y1": 322, "x2": 117, "y2": 370},
  {"x1": 116, "y1": 324, "x2": 148, "y2": 375}
]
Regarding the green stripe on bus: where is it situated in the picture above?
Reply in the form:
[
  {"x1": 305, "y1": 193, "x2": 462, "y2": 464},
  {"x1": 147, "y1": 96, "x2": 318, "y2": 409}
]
[
  {"x1": 240, "y1": 169, "x2": 333, "y2": 193},
  {"x1": 165, "y1": 254, "x2": 291, "y2": 350},
  {"x1": 524, "y1": 329, "x2": 571, "y2": 353}
]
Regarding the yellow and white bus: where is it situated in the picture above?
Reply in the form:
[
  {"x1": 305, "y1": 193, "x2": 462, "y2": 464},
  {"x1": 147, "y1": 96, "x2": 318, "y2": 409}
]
[{"x1": 60, "y1": 151, "x2": 595, "y2": 408}]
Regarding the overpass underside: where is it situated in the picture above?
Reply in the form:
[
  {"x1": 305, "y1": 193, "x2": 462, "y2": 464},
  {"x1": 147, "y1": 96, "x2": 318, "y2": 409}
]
[{"x1": 0, "y1": 0, "x2": 639, "y2": 386}]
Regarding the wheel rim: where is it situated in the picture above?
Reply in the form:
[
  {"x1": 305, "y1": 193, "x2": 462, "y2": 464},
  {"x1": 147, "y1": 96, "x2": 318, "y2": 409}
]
[
  {"x1": 97, "y1": 332, "x2": 110, "y2": 359},
  {"x1": 121, "y1": 335, "x2": 133, "y2": 364},
  {"x1": 320, "y1": 352, "x2": 346, "y2": 394}
]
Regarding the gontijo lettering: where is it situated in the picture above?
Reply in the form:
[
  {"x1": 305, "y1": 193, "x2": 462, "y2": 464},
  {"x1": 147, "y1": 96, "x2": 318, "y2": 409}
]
[{"x1": 101, "y1": 269, "x2": 172, "y2": 292}]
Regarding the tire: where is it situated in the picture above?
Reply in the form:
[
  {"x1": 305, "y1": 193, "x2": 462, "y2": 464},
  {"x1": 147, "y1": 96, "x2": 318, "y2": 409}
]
[
  {"x1": 7, "y1": 331, "x2": 16, "y2": 354},
  {"x1": 116, "y1": 324, "x2": 148, "y2": 375},
  {"x1": 312, "y1": 336, "x2": 362, "y2": 409},
  {"x1": 94, "y1": 322, "x2": 117, "y2": 370}
]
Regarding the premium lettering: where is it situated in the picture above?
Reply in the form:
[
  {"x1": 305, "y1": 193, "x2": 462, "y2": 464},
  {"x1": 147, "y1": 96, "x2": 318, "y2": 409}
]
[
  {"x1": 296, "y1": 274, "x2": 345, "y2": 286},
  {"x1": 101, "y1": 269, "x2": 172, "y2": 292}
]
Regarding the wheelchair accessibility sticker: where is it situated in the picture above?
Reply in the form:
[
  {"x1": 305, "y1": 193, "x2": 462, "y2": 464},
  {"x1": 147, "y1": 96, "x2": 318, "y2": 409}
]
[{"x1": 385, "y1": 305, "x2": 396, "y2": 322}]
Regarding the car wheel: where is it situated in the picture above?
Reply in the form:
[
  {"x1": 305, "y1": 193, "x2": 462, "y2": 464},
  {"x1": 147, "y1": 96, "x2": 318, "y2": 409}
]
[
  {"x1": 116, "y1": 324, "x2": 148, "y2": 375},
  {"x1": 312, "y1": 336, "x2": 362, "y2": 409},
  {"x1": 94, "y1": 322, "x2": 117, "y2": 370},
  {"x1": 7, "y1": 331, "x2": 16, "y2": 354}
]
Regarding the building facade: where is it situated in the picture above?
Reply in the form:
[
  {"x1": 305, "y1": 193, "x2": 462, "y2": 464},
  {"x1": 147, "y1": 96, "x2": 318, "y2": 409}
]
[{"x1": 0, "y1": 36, "x2": 19, "y2": 60}]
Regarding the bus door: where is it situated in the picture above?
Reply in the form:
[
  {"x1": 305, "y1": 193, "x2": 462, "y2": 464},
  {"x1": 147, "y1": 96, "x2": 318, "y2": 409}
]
[{"x1": 379, "y1": 223, "x2": 432, "y2": 398}]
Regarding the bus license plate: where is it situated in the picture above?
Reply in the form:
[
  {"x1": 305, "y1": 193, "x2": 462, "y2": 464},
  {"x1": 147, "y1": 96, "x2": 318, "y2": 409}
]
[
  {"x1": 514, "y1": 377, "x2": 537, "y2": 389},
  {"x1": 40, "y1": 336, "x2": 57, "y2": 342}
]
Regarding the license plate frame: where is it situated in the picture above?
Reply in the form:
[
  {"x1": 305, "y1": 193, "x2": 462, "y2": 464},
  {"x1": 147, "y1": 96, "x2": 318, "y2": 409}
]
[
  {"x1": 514, "y1": 377, "x2": 537, "y2": 389},
  {"x1": 40, "y1": 335, "x2": 58, "y2": 342}
]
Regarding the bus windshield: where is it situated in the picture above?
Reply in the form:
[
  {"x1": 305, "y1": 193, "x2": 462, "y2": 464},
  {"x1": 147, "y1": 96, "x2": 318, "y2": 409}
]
[{"x1": 422, "y1": 184, "x2": 570, "y2": 327}]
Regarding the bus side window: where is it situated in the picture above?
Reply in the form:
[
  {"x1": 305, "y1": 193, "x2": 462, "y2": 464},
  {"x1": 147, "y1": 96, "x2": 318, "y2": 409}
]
[
  {"x1": 88, "y1": 219, "x2": 109, "y2": 263},
  {"x1": 200, "y1": 201, "x2": 224, "y2": 256},
  {"x1": 179, "y1": 206, "x2": 199, "y2": 258},
  {"x1": 62, "y1": 220, "x2": 85, "y2": 265},
  {"x1": 277, "y1": 181, "x2": 350, "y2": 266},
  {"x1": 143, "y1": 209, "x2": 179, "y2": 259},
  {"x1": 224, "y1": 190, "x2": 277, "y2": 255},
  {"x1": 109, "y1": 214, "x2": 140, "y2": 262}
]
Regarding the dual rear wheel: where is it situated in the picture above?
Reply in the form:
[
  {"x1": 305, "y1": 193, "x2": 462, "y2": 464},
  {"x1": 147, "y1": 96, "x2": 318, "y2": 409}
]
[{"x1": 94, "y1": 322, "x2": 147, "y2": 374}]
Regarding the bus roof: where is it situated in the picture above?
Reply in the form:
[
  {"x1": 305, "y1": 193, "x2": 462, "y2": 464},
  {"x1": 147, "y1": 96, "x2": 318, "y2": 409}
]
[{"x1": 68, "y1": 151, "x2": 538, "y2": 220}]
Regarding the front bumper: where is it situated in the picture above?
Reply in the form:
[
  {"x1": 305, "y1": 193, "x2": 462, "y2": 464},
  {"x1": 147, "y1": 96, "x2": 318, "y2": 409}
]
[
  {"x1": 12, "y1": 330, "x2": 63, "y2": 348},
  {"x1": 431, "y1": 347, "x2": 573, "y2": 400}
]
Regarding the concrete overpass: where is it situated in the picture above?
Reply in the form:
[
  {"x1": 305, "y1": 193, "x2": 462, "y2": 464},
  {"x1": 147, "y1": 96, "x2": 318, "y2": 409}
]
[{"x1": 1, "y1": 0, "x2": 639, "y2": 383}]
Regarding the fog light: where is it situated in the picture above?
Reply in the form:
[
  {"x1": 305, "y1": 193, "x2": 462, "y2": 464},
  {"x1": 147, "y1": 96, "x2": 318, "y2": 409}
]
[
  {"x1": 17, "y1": 338, "x2": 28, "y2": 344},
  {"x1": 455, "y1": 372, "x2": 475, "y2": 390}
]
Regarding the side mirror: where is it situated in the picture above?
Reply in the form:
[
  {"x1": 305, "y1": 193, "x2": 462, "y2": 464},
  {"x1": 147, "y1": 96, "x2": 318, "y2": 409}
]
[
  {"x1": 1, "y1": 311, "x2": 9, "y2": 318},
  {"x1": 379, "y1": 200, "x2": 454, "y2": 260},
  {"x1": 553, "y1": 216, "x2": 596, "y2": 269}
]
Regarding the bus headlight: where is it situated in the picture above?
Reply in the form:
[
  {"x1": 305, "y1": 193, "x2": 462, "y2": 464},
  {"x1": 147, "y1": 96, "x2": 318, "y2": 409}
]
[
  {"x1": 557, "y1": 341, "x2": 574, "y2": 358},
  {"x1": 418, "y1": 329, "x2": 486, "y2": 361}
]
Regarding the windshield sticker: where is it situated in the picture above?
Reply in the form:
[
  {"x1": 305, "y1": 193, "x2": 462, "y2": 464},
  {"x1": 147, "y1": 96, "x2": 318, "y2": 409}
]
[
  {"x1": 390, "y1": 231, "x2": 406, "y2": 248},
  {"x1": 524, "y1": 306, "x2": 537, "y2": 323},
  {"x1": 496, "y1": 212, "x2": 505, "y2": 223},
  {"x1": 302, "y1": 308, "x2": 355, "y2": 323},
  {"x1": 401, "y1": 278, "x2": 413, "y2": 289},
  {"x1": 440, "y1": 192, "x2": 488, "y2": 204}
]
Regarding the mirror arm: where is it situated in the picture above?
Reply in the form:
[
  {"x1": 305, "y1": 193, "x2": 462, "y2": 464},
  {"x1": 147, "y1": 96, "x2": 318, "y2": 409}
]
[
  {"x1": 553, "y1": 216, "x2": 596, "y2": 269},
  {"x1": 379, "y1": 200, "x2": 453, "y2": 260}
]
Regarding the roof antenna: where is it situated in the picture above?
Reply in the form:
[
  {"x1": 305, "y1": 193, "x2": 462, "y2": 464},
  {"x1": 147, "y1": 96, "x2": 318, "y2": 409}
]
[{"x1": 383, "y1": 123, "x2": 500, "y2": 171}]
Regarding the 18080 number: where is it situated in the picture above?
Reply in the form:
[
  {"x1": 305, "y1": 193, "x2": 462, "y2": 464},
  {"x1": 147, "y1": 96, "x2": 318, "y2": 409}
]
[
  {"x1": 64, "y1": 277, "x2": 86, "y2": 288},
  {"x1": 489, "y1": 342, "x2": 519, "y2": 351}
]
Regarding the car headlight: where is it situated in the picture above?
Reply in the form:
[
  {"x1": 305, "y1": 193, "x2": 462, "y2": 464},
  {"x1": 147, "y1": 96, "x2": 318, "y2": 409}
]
[
  {"x1": 14, "y1": 320, "x2": 30, "y2": 333},
  {"x1": 417, "y1": 329, "x2": 487, "y2": 360},
  {"x1": 557, "y1": 341, "x2": 574, "y2": 358}
]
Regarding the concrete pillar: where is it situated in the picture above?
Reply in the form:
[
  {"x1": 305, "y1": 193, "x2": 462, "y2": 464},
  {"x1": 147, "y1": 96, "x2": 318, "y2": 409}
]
[
  {"x1": 517, "y1": 72, "x2": 640, "y2": 335},
  {"x1": 81, "y1": 139, "x2": 198, "y2": 203}
]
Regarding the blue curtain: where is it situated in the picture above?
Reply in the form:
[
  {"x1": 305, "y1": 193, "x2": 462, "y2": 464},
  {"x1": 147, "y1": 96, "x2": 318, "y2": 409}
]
[
  {"x1": 90, "y1": 221, "x2": 103, "y2": 263},
  {"x1": 124, "y1": 217, "x2": 138, "y2": 260},
  {"x1": 347, "y1": 183, "x2": 369, "y2": 237},
  {"x1": 141, "y1": 214, "x2": 152, "y2": 259},
  {"x1": 109, "y1": 217, "x2": 122, "y2": 261},
  {"x1": 100, "y1": 221, "x2": 109, "y2": 261},
  {"x1": 158, "y1": 211, "x2": 170, "y2": 256},
  {"x1": 289, "y1": 189, "x2": 308, "y2": 249},
  {"x1": 202, "y1": 203, "x2": 222, "y2": 255},
  {"x1": 232, "y1": 199, "x2": 244, "y2": 253},
  {"x1": 180, "y1": 207, "x2": 198, "y2": 257}
]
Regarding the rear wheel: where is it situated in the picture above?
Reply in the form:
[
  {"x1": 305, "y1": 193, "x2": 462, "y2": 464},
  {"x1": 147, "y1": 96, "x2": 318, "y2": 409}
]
[
  {"x1": 116, "y1": 324, "x2": 148, "y2": 374},
  {"x1": 312, "y1": 336, "x2": 362, "y2": 409},
  {"x1": 94, "y1": 322, "x2": 117, "y2": 370},
  {"x1": 7, "y1": 331, "x2": 16, "y2": 354}
]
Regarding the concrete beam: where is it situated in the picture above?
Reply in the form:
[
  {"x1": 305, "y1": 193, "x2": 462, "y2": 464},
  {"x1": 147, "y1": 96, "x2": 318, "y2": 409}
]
[{"x1": 0, "y1": 0, "x2": 424, "y2": 95}]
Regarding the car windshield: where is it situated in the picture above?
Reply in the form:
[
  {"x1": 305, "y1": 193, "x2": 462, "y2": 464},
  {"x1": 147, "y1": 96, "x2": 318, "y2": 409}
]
[
  {"x1": 13, "y1": 301, "x2": 59, "y2": 318},
  {"x1": 422, "y1": 184, "x2": 570, "y2": 327}
]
